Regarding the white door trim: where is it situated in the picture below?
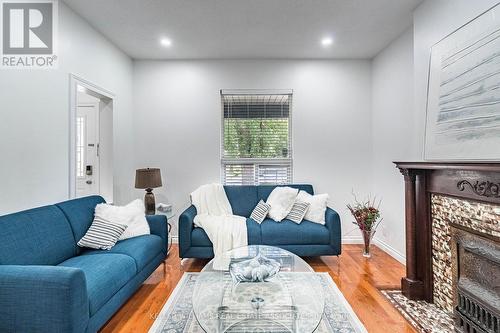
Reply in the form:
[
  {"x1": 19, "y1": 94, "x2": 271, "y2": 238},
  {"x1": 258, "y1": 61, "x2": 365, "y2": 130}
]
[{"x1": 69, "y1": 74, "x2": 115, "y2": 199}]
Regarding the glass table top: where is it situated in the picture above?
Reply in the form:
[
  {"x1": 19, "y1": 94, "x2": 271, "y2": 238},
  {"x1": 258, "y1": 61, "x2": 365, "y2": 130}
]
[{"x1": 192, "y1": 245, "x2": 325, "y2": 333}]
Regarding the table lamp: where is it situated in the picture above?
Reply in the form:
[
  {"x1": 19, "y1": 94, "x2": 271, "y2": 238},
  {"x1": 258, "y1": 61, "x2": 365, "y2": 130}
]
[{"x1": 135, "y1": 168, "x2": 162, "y2": 215}]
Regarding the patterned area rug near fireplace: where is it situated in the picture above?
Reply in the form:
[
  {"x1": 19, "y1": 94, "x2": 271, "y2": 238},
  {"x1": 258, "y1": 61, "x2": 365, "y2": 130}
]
[
  {"x1": 381, "y1": 290, "x2": 454, "y2": 333},
  {"x1": 149, "y1": 272, "x2": 367, "y2": 333}
]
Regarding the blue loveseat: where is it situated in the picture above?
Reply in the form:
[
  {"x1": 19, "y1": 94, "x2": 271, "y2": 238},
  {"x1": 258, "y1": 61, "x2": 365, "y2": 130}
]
[
  {"x1": 0, "y1": 196, "x2": 168, "y2": 333},
  {"x1": 179, "y1": 184, "x2": 341, "y2": 258}
]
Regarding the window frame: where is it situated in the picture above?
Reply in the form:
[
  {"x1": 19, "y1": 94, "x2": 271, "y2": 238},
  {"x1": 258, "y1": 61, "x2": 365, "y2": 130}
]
[{"x1": 220, "y1": 89, "x2": 293, "y2": 186}]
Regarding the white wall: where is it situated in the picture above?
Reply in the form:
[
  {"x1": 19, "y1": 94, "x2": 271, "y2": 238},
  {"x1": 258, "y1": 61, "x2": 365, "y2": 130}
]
[
  {"x1": 0, "y1": 3, "x2": 134, "y2": 214},
  {"x1": 130, "y1": 0, "x2": 500, "y2": 256},
  {"x1": 413, "y1": 0, "x2": 500, "y2": 157},
  {"x1": 367, "y1": 0, "x2": 500, "y2": 262},
  {"x1": 365, "y1": 0, "x2": 500, "y2": 262},
  {"x1": 371, "y1": 28, "x2": 415, "y2": 263},
  {"x1": 2, "y1": 0, "x2": 496, "y2": 263},
  {"x1": 133, "y1": 60, "x2": 373, "y2": 238}
]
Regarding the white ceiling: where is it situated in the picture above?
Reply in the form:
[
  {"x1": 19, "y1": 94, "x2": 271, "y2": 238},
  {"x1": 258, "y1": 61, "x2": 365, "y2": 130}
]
[{"x1": 63, "y1": 0, "x2": 423, "y2": 60}]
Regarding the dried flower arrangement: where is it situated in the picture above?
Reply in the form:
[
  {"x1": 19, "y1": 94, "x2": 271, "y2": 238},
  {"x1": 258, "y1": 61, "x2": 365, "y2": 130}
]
[{"x1": 347, "y1": 193, "x2": 383, "y2": 257}]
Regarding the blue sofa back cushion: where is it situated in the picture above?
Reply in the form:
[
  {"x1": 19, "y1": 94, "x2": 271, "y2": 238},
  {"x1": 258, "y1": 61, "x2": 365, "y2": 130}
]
[
  {"x1": 0, "y1": 205, "x2": 77, "y2": 265},
  {"x1": 257, "y1": 184, "x2": 314, "y2": 202},
  {"x1": 56, "y1": 195, "x2": 105, "y2": 251},
  {"x1": 81, "y1": 234, "x2": 164, "y2": 272},
  {"x1": 223, "y1": 186, "x2": 259, "y2": 217},
  {"x1": 224, "y1": 185, "x2": 314, "y2": 218}
]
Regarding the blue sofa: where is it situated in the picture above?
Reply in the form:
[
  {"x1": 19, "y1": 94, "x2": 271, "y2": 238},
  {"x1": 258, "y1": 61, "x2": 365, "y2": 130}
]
[
  {"x1": 0, "y1": 196, "x2": 168, "y2": 333},
  {"x1": 179, "y1": 184, "x2": 341, "y2": 258}
]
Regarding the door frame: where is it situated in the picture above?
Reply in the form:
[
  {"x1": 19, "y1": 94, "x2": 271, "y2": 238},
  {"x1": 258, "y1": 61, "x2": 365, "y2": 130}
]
[{"x1": 69, "y1": 74, "x2": 114, "y2": 199}]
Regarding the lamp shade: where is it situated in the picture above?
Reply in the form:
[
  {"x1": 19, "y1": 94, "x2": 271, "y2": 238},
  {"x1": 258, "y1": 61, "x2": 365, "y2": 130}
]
[{"x1": 135, "y1": 168, "x2": 162, "y2": 189}]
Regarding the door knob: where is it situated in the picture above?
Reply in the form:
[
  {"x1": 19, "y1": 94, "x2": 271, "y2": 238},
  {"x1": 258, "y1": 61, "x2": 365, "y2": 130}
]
[{"x1": 86, "y1": 180, "x2": 93, "y2": 185}]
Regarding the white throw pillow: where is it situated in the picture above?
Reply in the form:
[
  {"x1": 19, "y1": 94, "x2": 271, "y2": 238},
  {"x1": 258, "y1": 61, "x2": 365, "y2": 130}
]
[
  {"x1": 296, "y1": 191, "x2": 329, "y2": 225},
  {"x1": 94, "y1": 199, "x2": 150, "y2": 241},
  {"x1": 266, "y1": 187, "x2": 299, "y2": 222}
]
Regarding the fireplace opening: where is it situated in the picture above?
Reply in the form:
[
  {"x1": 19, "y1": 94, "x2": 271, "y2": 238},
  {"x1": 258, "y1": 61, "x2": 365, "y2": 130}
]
[{"x1": 451, "y1": 224, "x2": 500, "y2": 333}]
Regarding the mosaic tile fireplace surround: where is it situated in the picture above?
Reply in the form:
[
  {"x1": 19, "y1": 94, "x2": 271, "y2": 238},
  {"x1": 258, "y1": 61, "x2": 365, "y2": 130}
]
[
  {"x1": 431, "y1": 194, "x2": 500, "y2": 313},
  {"x1": 395, "y1": 162, "x2": 500, "y2": 333}
]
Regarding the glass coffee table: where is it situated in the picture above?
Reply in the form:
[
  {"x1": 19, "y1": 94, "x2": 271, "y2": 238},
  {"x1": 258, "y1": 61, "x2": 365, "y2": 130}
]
[{"x1": 192, "y1": 245, "x2": 325, "y2": 333}]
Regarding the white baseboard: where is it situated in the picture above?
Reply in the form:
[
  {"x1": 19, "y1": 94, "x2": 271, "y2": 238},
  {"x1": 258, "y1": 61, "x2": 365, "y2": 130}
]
[
  {"x1": 373, "y1": 238, "x2": 406, "y2": 264},
  {"x1": 342, "y1": 236, "x2": 363, "y2": 244}
]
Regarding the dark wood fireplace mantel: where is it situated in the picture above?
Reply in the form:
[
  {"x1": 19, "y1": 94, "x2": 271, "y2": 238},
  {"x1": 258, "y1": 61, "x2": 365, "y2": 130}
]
[{"x1": 394, "y1": 161, "x2": 500, "y2": 302}]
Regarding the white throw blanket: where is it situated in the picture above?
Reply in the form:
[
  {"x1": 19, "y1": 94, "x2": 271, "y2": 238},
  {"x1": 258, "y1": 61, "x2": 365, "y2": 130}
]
[{"x1": 190, "y1": 184, "x2": 247, "y2": 270}]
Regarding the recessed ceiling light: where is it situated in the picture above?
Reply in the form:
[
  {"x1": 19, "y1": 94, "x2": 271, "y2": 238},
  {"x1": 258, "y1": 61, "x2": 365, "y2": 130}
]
[
  {"x1": 321, "y1": 37, "x2": 333, "y2": 47},
  {"x1": 160, "y1": 38, "x2": 172, "y2": 47}
]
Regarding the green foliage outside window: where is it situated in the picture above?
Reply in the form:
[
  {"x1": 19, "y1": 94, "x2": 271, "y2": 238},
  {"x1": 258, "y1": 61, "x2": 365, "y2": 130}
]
[{"x1": 223, "y1": 118, "x2": 289, "y2": 158}]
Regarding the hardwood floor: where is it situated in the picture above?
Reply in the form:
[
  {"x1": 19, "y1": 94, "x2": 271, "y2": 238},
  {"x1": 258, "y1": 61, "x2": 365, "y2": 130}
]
[{"x1": 100, "y1": 244, "x2": 416, "y2": 333}]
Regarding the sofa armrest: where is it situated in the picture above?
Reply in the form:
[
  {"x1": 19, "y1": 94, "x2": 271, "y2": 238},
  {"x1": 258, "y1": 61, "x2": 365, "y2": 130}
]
[
  {"x1": 325, "y1": 207, "x2": 342, "y2": 254},
  {"x1": 146, "y1": 215, "x2": 168, "y2": 254},
  {"x1": 0, "y1": 265, "x2": 89, "y2": 333},
  {"x1": 178, "y1": 205, "x2": 197, "y2": 258}
]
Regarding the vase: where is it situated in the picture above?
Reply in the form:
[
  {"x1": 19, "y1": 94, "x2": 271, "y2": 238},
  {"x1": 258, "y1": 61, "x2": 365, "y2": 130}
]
[{"x1": 361, "y1": 229, "x2": 374, "y2": 258}]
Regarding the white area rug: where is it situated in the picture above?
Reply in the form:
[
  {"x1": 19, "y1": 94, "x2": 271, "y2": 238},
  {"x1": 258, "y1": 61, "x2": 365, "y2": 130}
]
[{"x1": 149, "y1": 272, "x2": 366, "y2": 333}]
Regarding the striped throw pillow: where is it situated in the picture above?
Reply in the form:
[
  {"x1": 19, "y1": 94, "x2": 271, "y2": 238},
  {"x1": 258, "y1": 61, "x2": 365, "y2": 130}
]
[
  {"x1": 250, "y1": 200, "x2": 271, "y2": 224},
  {"x1": 286, "y1": 201, "x2": 310, "y2": 224},
  {"x1": 77, "y1": 218, "x2": 127, "y2": 250}
]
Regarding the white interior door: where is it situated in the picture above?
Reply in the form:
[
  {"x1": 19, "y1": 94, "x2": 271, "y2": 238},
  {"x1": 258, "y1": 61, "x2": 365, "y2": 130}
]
[{"x1": 76, "y1": 104, "x2": 100, "y2": 197}]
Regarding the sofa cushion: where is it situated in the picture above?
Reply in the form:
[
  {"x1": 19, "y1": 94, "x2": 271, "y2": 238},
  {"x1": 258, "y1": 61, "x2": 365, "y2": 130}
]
[
  {"x1": 260, "y1": 219, "x2": 330, "y2": 245},
  {"x1": 58, "y1": 253, "x2": 136, "y2": 315},
  {"x1": 246, "y1": 218, "x2": 262, "y2": 244},
  {"x1": 257, "y1": 185, "x2": 314, "y2": 202},
  {"x1": 81, "y1": 235, "x2": 164, "y2": 271},
  {"x1": 191, "y1": 227, "x2": 211, "y2": 247},
  {"x1": 0, "y1": 205, "x2": 77, "y2": 265},
  {"x1": 56, "y1": 196, "x2": 106, "y2": 247},
  {"x1": 223, "y1": 186, "x2": 259, "y2": 217},
  {"x1": 191, "y1": 218, "x2": 261, "y2": 247}
]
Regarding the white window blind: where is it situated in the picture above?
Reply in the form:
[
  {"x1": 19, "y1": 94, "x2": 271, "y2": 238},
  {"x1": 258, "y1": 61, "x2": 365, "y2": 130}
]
[{"x1": 221, "y1": 90, "x2": 293, "y2": 185}]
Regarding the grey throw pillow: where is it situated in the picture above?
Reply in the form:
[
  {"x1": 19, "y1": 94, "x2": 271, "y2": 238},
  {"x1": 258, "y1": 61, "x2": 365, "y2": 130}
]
[
  {"x1": 250, "y1": 200, "x2": 271, "y2": 224},
  {"x1": 286, "y1": 201, "x2": 310, "y2": 224},
  {"x1": 77, "y1": 217, "x2": 127, "y2": 250}
]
